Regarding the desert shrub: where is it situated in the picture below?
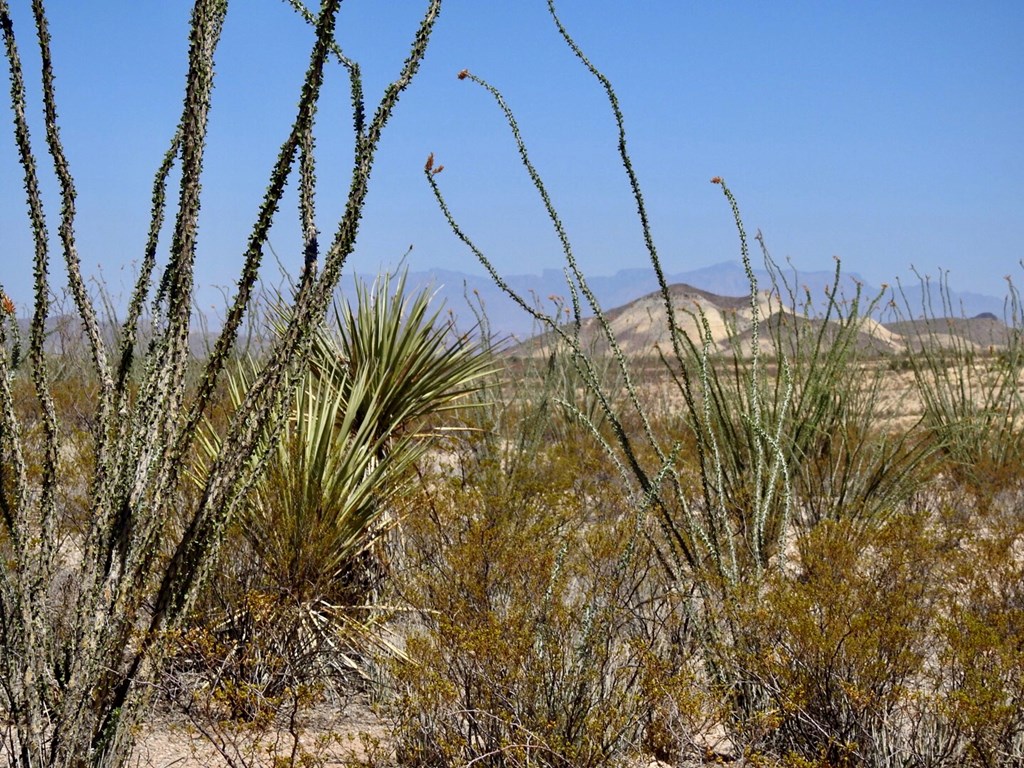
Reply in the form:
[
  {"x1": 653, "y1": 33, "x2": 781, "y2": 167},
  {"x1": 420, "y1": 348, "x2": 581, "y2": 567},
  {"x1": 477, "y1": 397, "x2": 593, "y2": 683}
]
[
  {"x1": 415, "y1": 5, "x2": 1020, "y2": 766},
  {"x1": 696, "y1": 504, "x2": 1024, "y2": 768},
  {"x1": 415, "y1": 11, "x2": 962, "y2": 768},
  {"x1": 167, "y1": 621, "x2": 340, "y2": 768},
  {"x1": 429, "y1": 69, "x2": 789, "y2": 633},
  {"x1": 636, "y1": 595, "x2": 734, "y2": 766},
  {"x1": 935, "y1": 512, "x2": 1024, "y2": 768},
  {"x1": 384, "y1": 357, "x2": 661, "y2": 768},
  {"x1": 721, "y1": 514, "x2": 943, "y2": 766},
  {"x1": 424, "y1": 0, "x2": 940, "y2": 609}
]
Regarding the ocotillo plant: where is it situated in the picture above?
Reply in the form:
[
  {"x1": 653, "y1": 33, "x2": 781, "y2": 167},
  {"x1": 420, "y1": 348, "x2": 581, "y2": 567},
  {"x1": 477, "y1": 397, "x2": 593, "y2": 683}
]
[
  {"x1": 0, "y1": 2, "x2": 441, "y2": 767},
  {"x1": 427, "y1": 1, "x2": 790, "y2": 603},
  {"x1": 421, "y1": 0, "x2": 938, "y2": 727},
  {"x1": 895, "y1": 268, "x2": 1024, "y2": 503}
]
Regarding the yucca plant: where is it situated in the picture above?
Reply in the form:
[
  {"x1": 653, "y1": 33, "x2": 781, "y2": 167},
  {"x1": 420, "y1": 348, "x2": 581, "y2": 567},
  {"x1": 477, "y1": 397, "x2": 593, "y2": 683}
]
[
  {"x1": 319, "y1": 269, "x2": 497, "y2": 451},
  {"x1": 188, "y1": 271, "x2": 493, "y2": 702}
]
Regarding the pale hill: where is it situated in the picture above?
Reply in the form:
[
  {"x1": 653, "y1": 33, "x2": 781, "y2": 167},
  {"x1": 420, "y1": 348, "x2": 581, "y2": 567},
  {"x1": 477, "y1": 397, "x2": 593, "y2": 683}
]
[
  {"x1": 509, "y1": 285, "x2": 1016, "y2": 359},
  {"x1": 729, "y1": 312, "x2": 906, "y2": 357},
  {"x1": 512, "y1": 283, "x2": 785, "y2": 357}
]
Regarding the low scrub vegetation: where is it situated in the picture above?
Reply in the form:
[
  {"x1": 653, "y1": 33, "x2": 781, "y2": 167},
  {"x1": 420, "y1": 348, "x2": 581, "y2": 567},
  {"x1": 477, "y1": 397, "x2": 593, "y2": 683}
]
[{"x1": 6, "y1": 265, "x2": 1024, "y2": 768}]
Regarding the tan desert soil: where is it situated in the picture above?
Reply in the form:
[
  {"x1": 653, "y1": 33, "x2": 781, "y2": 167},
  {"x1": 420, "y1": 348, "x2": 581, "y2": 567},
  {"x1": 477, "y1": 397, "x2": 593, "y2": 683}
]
[{"x1": 128, "y1": 701, "x2": 391, "y2": 768}]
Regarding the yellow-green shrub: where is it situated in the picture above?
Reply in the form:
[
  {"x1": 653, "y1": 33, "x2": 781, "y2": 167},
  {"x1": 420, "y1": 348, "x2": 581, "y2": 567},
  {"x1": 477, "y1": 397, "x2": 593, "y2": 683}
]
[{"x1": 387, "y1": 408, "x2": 658, "y2": 768}]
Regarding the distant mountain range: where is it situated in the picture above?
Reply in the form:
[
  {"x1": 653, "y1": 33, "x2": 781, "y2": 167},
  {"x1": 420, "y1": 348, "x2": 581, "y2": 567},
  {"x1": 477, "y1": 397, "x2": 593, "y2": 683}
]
[
  {"x1": 369, "y1": 261, "x2": 1010, "y2": 341},
  {"x1": 11, "y1": 261, "x2": 1010, "y2": 356}
]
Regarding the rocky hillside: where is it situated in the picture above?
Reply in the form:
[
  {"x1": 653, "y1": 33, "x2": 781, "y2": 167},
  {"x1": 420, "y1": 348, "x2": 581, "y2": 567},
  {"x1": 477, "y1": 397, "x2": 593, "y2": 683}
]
[{"x1": 510, "y1": 283, "x2": 1016, "y2": 358}]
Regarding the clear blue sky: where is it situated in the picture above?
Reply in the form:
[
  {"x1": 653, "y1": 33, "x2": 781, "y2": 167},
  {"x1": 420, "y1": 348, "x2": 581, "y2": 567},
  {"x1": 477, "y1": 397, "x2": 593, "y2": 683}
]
[{"x1": 2, "y1": 1, "x2": 1022, "y2": 315}]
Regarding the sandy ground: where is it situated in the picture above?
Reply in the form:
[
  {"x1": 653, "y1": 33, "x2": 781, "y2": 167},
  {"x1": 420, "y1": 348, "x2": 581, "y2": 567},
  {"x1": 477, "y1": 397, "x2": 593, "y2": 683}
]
[{"x1": 128, "y1": 701, "x2": 391, "y2": 768}]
